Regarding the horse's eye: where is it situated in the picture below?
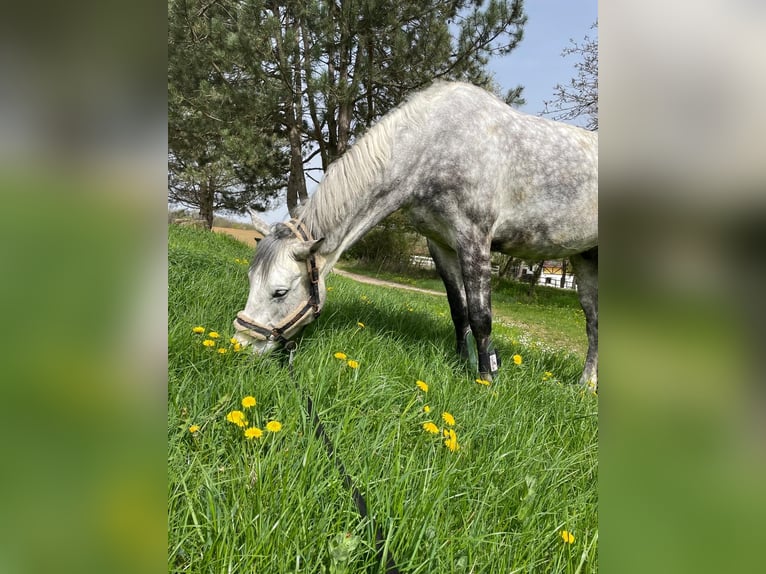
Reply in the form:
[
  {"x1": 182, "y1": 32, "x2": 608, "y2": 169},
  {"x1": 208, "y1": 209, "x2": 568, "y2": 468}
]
[{"x1": 272, "y1": 289, "x2": 289, "y2": 299}]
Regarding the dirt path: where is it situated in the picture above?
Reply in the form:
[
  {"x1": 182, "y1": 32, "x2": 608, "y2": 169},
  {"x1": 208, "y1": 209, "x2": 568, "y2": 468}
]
[{"x1": 331, "y1": 268, "x2": 445, "y2": 297}]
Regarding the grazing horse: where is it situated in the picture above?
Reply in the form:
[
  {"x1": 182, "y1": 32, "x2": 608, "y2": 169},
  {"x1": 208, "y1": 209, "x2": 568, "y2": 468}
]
[{"x1": 233, "y1": 81, "x2": 598, "y2": 388}]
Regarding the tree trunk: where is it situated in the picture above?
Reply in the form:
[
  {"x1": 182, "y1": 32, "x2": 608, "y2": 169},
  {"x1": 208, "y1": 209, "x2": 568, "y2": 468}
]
[
  {"x1": 337, "y1": 101, "x2": 352, "y2": 157},
  {"x1": 332, "y1": 0, "x2": 359, "y2": 160},
  {"x1": 559, "y1": 258, "x2": 568, "y2": 288},
  {"x1": 198, "y1": 179, "x2": 214, "y2": 230},
  {"x1": 286, "y1": 123, "x2": 306, "y2": 217},
  {"x1": 301, "y1": 19, "x2": 328, "y2": 172},
  {"x1": 499, "y1": 255, "x2": 517, "y2": 278},
  {"x1": 528, "y1": 259, "x2": 545, "y2": 295},
  {"x1": 272, "y1": 0, "x2": 308, "y2": 217}
]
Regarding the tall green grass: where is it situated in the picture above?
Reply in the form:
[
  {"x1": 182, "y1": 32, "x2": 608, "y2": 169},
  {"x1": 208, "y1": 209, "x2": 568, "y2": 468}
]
[{"x1": 168, "y1": 225, "x2": 597, "y2": 573}]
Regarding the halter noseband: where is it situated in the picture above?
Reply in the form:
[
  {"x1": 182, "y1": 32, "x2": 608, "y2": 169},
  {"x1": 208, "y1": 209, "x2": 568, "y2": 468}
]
[{"x1": 233, "y1": 219, "x2": 322, "y2": 346}]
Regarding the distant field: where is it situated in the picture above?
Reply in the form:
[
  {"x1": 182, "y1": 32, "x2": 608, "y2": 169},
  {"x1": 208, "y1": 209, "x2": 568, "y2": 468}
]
[{"x1": 212, "y1": 226, "x2": 261, "y2": 247}]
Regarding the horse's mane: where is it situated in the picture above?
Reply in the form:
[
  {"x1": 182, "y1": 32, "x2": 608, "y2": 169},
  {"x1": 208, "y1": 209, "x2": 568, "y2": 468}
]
[
  {"x1": 299, "y1": 83, "x2": 449, "y2": 238},
  {"x1": 249, "y1": 224, "x2": 293, "y2": 279}
]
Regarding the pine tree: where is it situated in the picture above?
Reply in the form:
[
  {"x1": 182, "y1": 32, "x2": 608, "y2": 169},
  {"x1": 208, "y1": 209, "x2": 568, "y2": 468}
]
[
  {"x1": 168, "y1": 0, "x2": 529, "y2": 219},
  {"x1": 168, "y1": 0, "x2": 289, "y2": 227}
]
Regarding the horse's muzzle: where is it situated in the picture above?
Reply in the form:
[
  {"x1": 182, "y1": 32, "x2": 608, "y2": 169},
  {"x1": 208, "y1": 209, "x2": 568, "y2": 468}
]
[{"x1": 231, "y1": 329, "x2": 278, "y2": 354}]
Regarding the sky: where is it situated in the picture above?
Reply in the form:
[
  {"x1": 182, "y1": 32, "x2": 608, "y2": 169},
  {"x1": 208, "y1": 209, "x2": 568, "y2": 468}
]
[
  {"x1": 255, "y1": 1, "x2": 598, "y2": 224},
  {"x1": 490, "y1": 1, "x2": 598, "y2": 122}
]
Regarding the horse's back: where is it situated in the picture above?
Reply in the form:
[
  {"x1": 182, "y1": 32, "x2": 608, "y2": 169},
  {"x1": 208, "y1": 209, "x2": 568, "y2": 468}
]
[{"x1": 396, "y1": 82, "x2": 597, "y2": 258}]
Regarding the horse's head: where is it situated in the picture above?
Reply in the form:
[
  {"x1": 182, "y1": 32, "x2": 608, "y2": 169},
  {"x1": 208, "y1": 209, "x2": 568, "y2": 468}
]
[{"x1": 233, "y1": 217, "x2": 325, "y2": 354}]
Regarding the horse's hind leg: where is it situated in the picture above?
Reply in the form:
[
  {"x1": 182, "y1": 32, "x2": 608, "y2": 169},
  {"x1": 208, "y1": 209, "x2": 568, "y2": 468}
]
[
  {"x1": 427, "y1": 239, "x2": 471, "y2": 360},
  {"x1": 570, "y1": 247, "x2": 598, "y2": 391}
]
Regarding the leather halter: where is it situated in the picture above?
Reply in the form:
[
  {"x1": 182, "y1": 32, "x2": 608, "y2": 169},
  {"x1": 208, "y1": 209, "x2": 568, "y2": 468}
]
[{"x1": 233, "y1": 220, "x2": 321, "y2": 346}]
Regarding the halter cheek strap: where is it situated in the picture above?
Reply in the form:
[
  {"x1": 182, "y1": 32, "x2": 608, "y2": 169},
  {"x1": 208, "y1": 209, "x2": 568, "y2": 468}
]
[{"x1": 233, "y1": 220, "x2": 321, "y2": 346}]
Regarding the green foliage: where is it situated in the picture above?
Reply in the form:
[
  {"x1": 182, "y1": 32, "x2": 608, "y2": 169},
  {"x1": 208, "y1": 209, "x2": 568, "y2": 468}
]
[
  {"x1": 167, "y1": 0, "x2": 529, "y2": 217},
  {"x1": 168, "y1": 225, "x2": 597, "y2": 572},
  {"x1": 325, "y1": 531, "x2": 362, "y2": 574},
  {"x1": 344, "y1": 211, "x2": 423, "y2": 269},
  {"x1": 168, "y1": 0, "x2": 288, "y2": 225}
]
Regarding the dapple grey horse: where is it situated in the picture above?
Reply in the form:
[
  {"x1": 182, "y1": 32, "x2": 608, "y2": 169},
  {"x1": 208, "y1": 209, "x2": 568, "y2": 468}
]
[{"x1": 233, "y1": 81, "x2": 598, "y2": 389}]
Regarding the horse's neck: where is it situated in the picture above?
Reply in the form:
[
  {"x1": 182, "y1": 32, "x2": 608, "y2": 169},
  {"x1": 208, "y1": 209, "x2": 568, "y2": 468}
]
[{"x1": 301, "y1": 175, "x2": 406, "y2": 276}]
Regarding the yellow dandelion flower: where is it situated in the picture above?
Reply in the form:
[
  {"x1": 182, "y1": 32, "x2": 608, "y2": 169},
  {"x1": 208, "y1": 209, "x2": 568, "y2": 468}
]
[
  {"x1": 208, "y1": 331, "x2": 221, "y2": 339},
  {"x1": 560, "y1": 530, "x2": 575, "y2": 544},
  {"x1": 230, "y1": 337, "x2": 238, "y2": 345},
  {"x1": 217, "y1": 348, "x2": 227, "y2": 354},
  {"x1": 189, "y1": 425, "x2": 200, "y2": 433},
  {"x1": 543, "y1": 371, "x2": 553, "y2": 381},
  {"x1": 475, "y1": 378, "x2": 491, "y2": 386},
  {"x1": 192, "y1": 326, "x2": 205, "y2": 334},
  {"x1": 423, "y1": 405, "x2": 431, "y2": 413},
  {"x1": 347, "y1": 360, "x2": 360, "y2": 369},
  {"x1": 416, "y1": 380, "x2": 429, "y2": 392},
  {"x1": 513, "y1": 354, "x2": 522, "y2": 365},
  {"x1": 266, "y1": 420, "x2": 282, "y2": 432},
  {"x1": 334, "y1": 352, "x2": 347, "y2": 360},
  {"x1": 241, "y1": 396, "x2": 256, "y2": 409},
  {"x1": 442, "y1": 412, "x2": 455, "y2": 427},
  {"x1": 202, "y1": 339, "x2": 216, "y2": 347},
  {"x1": 233, "y1": 342, "x2": 242, "y2": 352},
  {"x1": 422, "y1": 422, "x2": 439, "y2": 434},
  {"x1": 444, "y1": 428, "x2": 459, "y2": 452},
  {"x1": 327, "y1": 287, "x2": 334, "y2": 291},
  {"x1": 225, "y1": 410, "x2": 247, "y2": 427},
  {"x1": 244, "y1": 427, "x2": 263, "y2": 439},
  {"x1": 357, "y1": 322, "x2": 365, "y2": 328}
]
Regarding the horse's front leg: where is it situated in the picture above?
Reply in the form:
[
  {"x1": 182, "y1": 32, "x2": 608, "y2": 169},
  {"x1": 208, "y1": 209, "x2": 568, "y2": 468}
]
[
  {"x1": 427, "y1": 239, "x2": 471, "y2": 360},
  {"x1": 459, "y1": 241, "x2": 499, "y2": 380}
]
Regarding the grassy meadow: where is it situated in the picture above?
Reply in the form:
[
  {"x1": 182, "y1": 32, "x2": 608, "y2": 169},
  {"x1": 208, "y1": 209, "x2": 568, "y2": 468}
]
[{"x1": 168, "y1": 225, "x2": 598, "y2": 573}]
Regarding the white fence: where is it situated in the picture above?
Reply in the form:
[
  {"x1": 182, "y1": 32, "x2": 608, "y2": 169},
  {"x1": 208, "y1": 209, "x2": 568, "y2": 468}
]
[
  {"x1": 520, "y1": 271, "x2": 577, "y2": 290},
  {"x1": 409, "y1": 255, "x2": 576, "y2": 290},
  {"x1": 409, "y1": 255, "x2": 500, "y2": 276}
]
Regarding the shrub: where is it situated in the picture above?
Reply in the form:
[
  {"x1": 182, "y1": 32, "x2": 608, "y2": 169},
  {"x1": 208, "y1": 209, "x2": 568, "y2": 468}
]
[{"x1": 344, "y1": 211, "x2": 423, "y2": 269}]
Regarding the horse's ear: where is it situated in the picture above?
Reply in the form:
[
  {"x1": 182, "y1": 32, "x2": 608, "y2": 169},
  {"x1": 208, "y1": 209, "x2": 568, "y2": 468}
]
[
  {"x1": 247, "y1": 207, "x2": 272, "y2": 237},
  {"x1": 292, "y1": 237, "x2": 325, "y2": 260}
]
